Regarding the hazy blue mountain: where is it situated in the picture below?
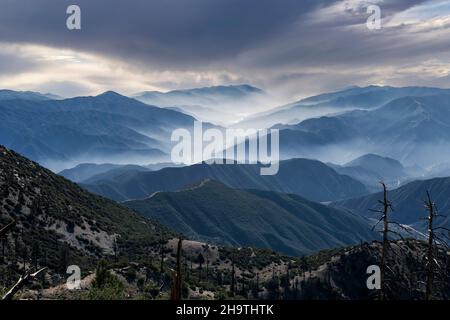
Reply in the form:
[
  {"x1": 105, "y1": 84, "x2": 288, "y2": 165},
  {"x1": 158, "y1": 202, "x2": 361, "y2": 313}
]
[
  {"x1": 134, "y1": 84, "x2": 267, "y2": 125},
  {"x1": 0, "y1": 91, "x2": 199, "y2": 171},
  {"x1": 328, "y1": 154, "x2": 411, "y2": 192},
  {"x1": 299, "y1": 85, "x2": 449, "y2": 107},
  {"x1": 60, "y1": 162, "x2": 185, "y2": 184},
  {"x1": 328, "y1": 164, "x2": 383, "y2": 193},
  {"x1": 144, "y1": 162, "x2": 185, "y2": 172},
  {"x1": 81, "y1": 158, "x2": 369, "y2": 202},
  {"x1": 59, "y1": 163, "x2": 152, "y2": 183},
  {"x1": 344, "y1": 154, "x2": 406, "y2": 177},
  {"x1": 83, "y1": 165, "x2": 152, "y2": 184},
  {"x1": 59, "y1": 163, "x2": 124, "y2": 183},
  {"x1": 124, "y1": 179, "x2": 377, "y2": 255},
  {"x1": 273, "y1": 94, "x2": 450, "y2": 168},
  {"x1": 332, "y1": 177, "x2": 450, "y2": 233},
  {"x1": 135, "y1": 84, "x2": 264, "y2": 104},
  {"x1": 239, "y1": 86, "x2": 450, "y2": 128},
  {"x1": 0, "y1": 89, "x2": 61, "y2": 101}
]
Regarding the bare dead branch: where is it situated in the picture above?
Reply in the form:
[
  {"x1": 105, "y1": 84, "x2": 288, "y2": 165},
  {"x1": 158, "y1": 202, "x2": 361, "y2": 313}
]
[
  {"x1": 0, "y1": 220, "x2": 16, "y2": 238},
  {"x1": 371, "y1": 216, "x2": 385, "y2": 231},
  {"x1": 2, "y1": 267, "x2": 47, "y2": 300}
]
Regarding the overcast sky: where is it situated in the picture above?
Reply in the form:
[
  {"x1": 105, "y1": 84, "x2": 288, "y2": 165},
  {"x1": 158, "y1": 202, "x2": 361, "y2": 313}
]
[{"x1": 0, "y1": 0, "x2": 449, "y2": 100}]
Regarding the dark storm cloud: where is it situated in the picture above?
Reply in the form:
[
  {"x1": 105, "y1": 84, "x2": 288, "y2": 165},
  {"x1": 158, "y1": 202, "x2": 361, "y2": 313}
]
[
  {"x1": 0, "y1": 0, "x2": 428, "y2": 69},
  {"x1": 228, "y1": 0, "x2": 448, "y2": 77},
  {"x1": 0, "y1": 0, "x2": 329, "y2": 69},
  {"x1": 0, "y1": 0, "x2": 448, "y2": 98}
]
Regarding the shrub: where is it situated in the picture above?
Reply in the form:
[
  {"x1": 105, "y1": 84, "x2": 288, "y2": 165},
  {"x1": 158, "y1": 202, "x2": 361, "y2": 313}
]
[{"x1": 86, "y1": 259, "x2": 125, "y2": 300}]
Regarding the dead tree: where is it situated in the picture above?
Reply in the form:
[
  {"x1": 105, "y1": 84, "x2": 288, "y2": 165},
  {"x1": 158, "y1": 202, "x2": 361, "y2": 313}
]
[
  {"x1": 0, "y1": 220, "x2": 16, "y2": 237},
  {"x1": 256, "y1": 272, "x2": 259, "y2": 292},
  {"x1": 370, "y1": 182, "x2": 410, "y2": 300},
  {"x1": 370, "y1": 183, "x2": 393, "y2": 299},
  {"x1": 197, "y1": 253, "x2": 205, "y2": 282},
  {"x1": 0, "y1": 220, "x2": 16, "y2": 262},
  {"x1": 230, "y1": 254, "x2": 236, "y2": 297},
  {"x1": 113, "y1": 237, "x2": 118, "y2": 262},
  {"x1": 184, "y1": 258, "x2": 189, "y2": 282},
  {"x1": 422, "y1": 191, "x2": 450, "y2": 300},
  {"x1": 159, "y1": 237, "x2": 165, "y2": 274},
  {"x1": 206, "y1": 259, "x2": 209, "y2": 282},
  {"x1": 170, "y1": 238, "x2": 183, "y2": 300},
  {"x1": 202, "y1": 244, "x2": 210, "y2": 282},
  {"x1": 2, "y1": 267, "x2": 47, "y2": 300}
]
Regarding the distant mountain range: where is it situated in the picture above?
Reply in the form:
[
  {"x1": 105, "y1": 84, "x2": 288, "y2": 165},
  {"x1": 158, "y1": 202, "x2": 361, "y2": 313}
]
[
  {"x1": 59, "y1": 163, "x2": 133, "y2": 183},
  {"x1": 135, "y1": 84, "x2": 264, "y2": 105},
  {"x1": 239, "y1": 85, "x2": 450, "y2": 128},
  {"x1": 134, "y1": 84, "x2": 268, "y2": 125},
  {"x1": 59, "y1": 162, "x2": 184, "y2": 183},
  {"x1": 329, "y1": 154, "x2": 415, "y2": 193},
  {"x1": 273, "y1": 93, "x2": 450, "y2": 168},
  {"x1": 60, "y1": 163, "x2": 154, "y2": 183},
  {"x1": 0, "y1": 89, "x2": 61, "y2": 101},
  {"x1": 81, "y1": 158, "x2": 369, "y2": 202},
  {"x1": 344, "y1": 154, "x2": 407, "y2": 178},
  {"x1": 0, "y1": 91, "x2": 200, "y2": 171},
  {"x1": 124, "y1": 179, "x2": 377, "y2": 255},
  {"x1": 3, "y1": 84, "x2": 450, "y2": 175},
  {"x1": 332, "y1": 176, "x2": 450, "y2": 233}
]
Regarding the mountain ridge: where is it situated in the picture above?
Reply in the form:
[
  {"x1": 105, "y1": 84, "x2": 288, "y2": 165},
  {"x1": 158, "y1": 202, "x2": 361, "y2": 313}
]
[
  {"x1": 332, "y1": 176, "x2": 450, "y2": 232},
  {"x1": 272, "y1": 93, "x2": 450, "y2": 167},
  {"x1": 238, "y1": 85, "x2": 450, "y2": 128},
  {"x1": 0, "y1": 144, "x2": 176, "y2": 274},
  {"x1": 0, "y1": 91, "x2": 200, "y2": 171},
  {"x1": 124, "y1": 179, "x2": 378, "y2": 255},
  {"x1": 81, "y1": 158, "x2": 369, "y2": 202}
]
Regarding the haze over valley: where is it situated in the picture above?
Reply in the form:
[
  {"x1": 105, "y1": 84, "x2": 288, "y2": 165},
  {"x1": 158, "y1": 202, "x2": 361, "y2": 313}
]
[{"x1": 2, "y1": 0, "x2": 450, "y2": 301}]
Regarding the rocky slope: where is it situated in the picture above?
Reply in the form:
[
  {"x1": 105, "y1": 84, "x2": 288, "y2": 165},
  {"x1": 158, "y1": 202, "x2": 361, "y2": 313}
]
[{"x1": 0, "y1": 144, "x2": 175, "y2": 276}]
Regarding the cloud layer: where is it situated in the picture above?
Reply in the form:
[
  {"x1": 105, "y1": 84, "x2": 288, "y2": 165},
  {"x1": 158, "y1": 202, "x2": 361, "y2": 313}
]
[{"x1": 0, "y1": 0, "x2": 449, "y2": 99}]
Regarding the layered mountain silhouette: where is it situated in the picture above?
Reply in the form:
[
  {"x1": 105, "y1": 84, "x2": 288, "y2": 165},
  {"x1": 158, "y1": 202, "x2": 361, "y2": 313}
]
[
  {"x1": 124, "y1": 179, "x2": 377, "y2": 255},
  {"x1": 239, "y1": 85, "x2": 450, "y2": 128},
  {"x1": 329, "y1": 154, "x2": 412, "y2": 192},
  {"x1": 59, "y1": 163, "x2": 130, "y2": 183},
  {"x1": 81, "y1": 158, "x2": 369, "y2": 202},
  {"x1": 274, "y1": 94, "x2": 450, "y2": 168},
  {"x1": 0, "y1": 89, "x2": 60, "y2": 101},
  {"x1": 344, "y1": 154, "x2": 406, "y2": 178},
  {"x1": 134, "y1": 84, "x2": 267, "y2": 125},
  {"x1": 2, "y1": 85, "x2": 450, "y2": 173},
  {"x1": 135, "y1": 84, "x2": 264, "y2": 106},
  {"x1": 0, "y1": 91, "x2": 199, "y2": 171},
  {"x1": 59, "y1": 162, "x2": 184, "y2": 183},
  {"x1": 59, "y1": 163, "x2": 152, "y2": 183},
  {"x1": 332, "y1": 177, "x2": 450, "y2": 233}
]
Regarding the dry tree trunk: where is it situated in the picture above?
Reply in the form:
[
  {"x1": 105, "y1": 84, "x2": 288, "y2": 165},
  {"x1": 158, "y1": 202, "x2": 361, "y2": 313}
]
[
  {"x1": 0, "y1": 220, "x2": 16, "y2": 237},
  {"x1": 380, "y1": 182, "x2": 389, "y2": 301},
  {"x1": 0, "y1": 220, "x2": 16, "y2": 262},
  {"x1": 159, "y1": 237, "x2": 165, "y2": 274},
  {"x1": 170, "y1": 238, "x2": 183, "y2": 300},
  {"x1": 2, "y1": 267, "x2": 47, "y2": 300},
  {"x1": 425, "y1": 192, "x2": 435, "y2": 301},
  {"x1": 230, "y1": 254, "x2": 236, "y2": 297}
]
